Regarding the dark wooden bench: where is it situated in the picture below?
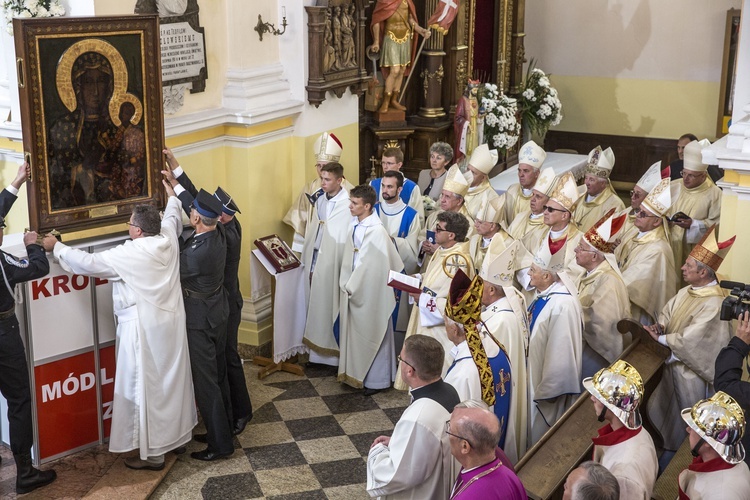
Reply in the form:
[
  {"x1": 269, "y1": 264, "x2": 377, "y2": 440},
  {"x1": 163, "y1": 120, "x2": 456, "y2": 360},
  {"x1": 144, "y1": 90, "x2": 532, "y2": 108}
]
[{"x1": 514, "y1": 319, "x2": 671, "y2": 499}]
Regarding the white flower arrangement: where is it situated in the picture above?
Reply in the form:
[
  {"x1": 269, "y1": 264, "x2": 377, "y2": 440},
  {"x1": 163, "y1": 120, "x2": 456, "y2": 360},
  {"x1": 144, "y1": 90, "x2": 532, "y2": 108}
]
[
  {"x1": 422, "y1": 195, "x2": 437, "y2": 213},
  {"x1": 519, "y1": 63, "x2": 563, "y2": 137},
  {"x1": 2, "y1": 0, "x2": 64, "y2": 35},
  {"x1": 479, "y1": 83, "x2": 520, "y2": 153}
]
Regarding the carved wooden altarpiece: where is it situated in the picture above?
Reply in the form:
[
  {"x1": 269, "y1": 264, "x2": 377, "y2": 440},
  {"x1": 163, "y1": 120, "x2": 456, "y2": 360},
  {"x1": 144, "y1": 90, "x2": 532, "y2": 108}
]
[
  {"x1": 14, "y1": 15, "x2": 165, "y2": 233},
  {"x1": 358, "y1": 0, "x2": 527, "y2": 184},
  {"x1": 306, "y1": 0, "x2": 369, "y2": 107}
]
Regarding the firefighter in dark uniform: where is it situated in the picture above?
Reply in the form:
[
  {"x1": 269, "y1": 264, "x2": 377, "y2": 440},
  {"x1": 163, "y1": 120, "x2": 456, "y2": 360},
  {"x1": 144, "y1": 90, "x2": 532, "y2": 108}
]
[
  {"x1": 161, "y1": 148, "x2": 253, "y2": 435},
  {"x1": 163, "y1": 180, "x2": 234, "y2": 461},
  {"x1": 0, "y1": 163, "x2": 56, "y2": 493}
]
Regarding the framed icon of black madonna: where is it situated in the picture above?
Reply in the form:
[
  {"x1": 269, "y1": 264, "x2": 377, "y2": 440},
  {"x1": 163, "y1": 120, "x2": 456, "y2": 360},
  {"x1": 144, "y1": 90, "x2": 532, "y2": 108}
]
[{"x1": 14, "y1": 15, "x2": 165, "y2": 233}]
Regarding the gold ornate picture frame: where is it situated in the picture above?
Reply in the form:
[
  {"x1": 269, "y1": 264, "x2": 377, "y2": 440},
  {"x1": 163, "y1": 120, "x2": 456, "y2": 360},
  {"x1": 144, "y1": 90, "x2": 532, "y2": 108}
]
[{"x1": 14, "y1": 15, "x2": 165, "y2": 233}]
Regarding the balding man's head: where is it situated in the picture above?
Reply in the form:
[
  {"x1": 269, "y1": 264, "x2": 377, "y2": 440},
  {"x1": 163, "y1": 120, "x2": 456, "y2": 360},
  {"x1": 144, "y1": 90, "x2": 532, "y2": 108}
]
[{"x1": 449, "y1": 406, "x2": 501, "y2": 465}]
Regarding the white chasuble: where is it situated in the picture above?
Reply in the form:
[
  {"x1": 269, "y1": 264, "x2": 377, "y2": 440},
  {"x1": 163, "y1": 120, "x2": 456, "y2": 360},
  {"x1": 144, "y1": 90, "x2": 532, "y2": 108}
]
[
  {"x1": 576, "y1": 260, "x2": 631, "y2": 375},
  {"x1": 302, "y1": 188, "x2": 351, "y2": 362},
  {"x1": 367, "y1": 398, "x2": 457, "y2": 500},
  {"x1": 573, "y1": 184, "x2": 625, "y2": 233},
  {"x1": 53, "y1": 196, "x2": 196, "y2": 459},
  {"x1": 395, "y1": 241, "x2": 474, "y2": 390},
  {"x1": 668, "y1": 178, "x2": 722, "y2": 287},
  {"x1": 503, "y1": 183, "x2": 532, "y2": 226},
  {"x1": 527, "y1": 281, "x2": 583, "y2": 446},
  {"x1": 646, "y1": 285, "x2": 732, "y2": 450},
  {"x1": 338, "y1": 214, "x2": 403, "y2": 389},
  {"x1": 510, "y1": 210, "x2": 546, "y2": 249},
  {"x1": 464, "y1": 180, "x2": 503, "y2": 220},
  {"x1": 480, "y1": 292, "x2": 529, "y2": 463},
  {"x1": 617, "y1": 226, "x2": 677, "y2": 324}
]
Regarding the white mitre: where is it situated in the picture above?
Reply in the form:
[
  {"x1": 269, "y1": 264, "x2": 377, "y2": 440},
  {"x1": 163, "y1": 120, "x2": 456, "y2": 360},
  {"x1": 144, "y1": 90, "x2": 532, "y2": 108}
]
[
  {"x1": 635, "y1": 161, "x2": 663, "y2": 193},
  {"x1": 532, "y1": 167, "x2": 556, "y2": 196},
  {"x1": 314, "y1": 132, "x2": 343, "y2": 163},
  {"x1": 468, "y1": 144, "x2": 499, "y2": 175},
  {"x1": 518, "y1": 140, "x2": 546, "y2": 170},
  {"x1": 682, "y1": 139, "x2": 712, "y2": 173}
]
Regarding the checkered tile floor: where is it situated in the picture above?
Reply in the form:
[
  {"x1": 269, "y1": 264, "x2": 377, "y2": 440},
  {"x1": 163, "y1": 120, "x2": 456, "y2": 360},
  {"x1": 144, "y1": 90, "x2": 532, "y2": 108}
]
[{"x1": 152, "y1": 363, "x2": 411, "y2": 499}]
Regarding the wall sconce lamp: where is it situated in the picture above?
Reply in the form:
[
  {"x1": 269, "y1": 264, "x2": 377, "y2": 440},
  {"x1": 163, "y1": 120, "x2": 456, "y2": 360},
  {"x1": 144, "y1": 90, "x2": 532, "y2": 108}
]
[{"x1": 254, "y1": 8, "x2": 287, "y2": 41}]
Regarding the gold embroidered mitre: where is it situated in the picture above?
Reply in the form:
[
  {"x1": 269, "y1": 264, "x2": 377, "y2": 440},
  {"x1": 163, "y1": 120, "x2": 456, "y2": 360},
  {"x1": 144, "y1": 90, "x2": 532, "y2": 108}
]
[
  {"x1": 583, "y1": 208, "x2": 627, "y2": 253},
  {"x1": 688, "y1": 225, "x2": 735, "y2": 273},
  {"x1": 585, "y1": 145, "x2": 615, "y2": 179},
  {"x1": 443, "y1": 164, "x2": 470, "y2": 198},
  {"x1": 640, "y1": 177, "x2": 672, "y2": 217},
  {"x1": 548, "y1": 171, "x2": 580, "y2": 212}
]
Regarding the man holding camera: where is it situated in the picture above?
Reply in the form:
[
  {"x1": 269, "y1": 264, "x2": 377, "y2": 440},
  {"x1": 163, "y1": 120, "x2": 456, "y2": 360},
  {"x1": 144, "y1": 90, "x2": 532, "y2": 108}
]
[
  {"x1": 715, "y1": 309, "x2": 750, "y2": 466},
  {"x1": 643, "y1": 226, "x2": 734, "y2": 453}
]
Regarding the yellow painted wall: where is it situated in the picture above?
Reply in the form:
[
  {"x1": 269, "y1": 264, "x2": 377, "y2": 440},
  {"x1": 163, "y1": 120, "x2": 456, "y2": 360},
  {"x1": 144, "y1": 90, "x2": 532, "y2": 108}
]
[
  {"x1": 719, "y1": 173, "x2": 750, "y2": 284},
  {"x1": 551, "y1": 76, "x2": 721, "y2": 141}
]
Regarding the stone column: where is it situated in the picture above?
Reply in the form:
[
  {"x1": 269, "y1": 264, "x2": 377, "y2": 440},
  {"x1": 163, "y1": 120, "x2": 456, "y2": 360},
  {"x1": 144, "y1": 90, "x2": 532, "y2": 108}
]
[{"x1": 418, "y1": 0, "x2": 446, "y2": 118}]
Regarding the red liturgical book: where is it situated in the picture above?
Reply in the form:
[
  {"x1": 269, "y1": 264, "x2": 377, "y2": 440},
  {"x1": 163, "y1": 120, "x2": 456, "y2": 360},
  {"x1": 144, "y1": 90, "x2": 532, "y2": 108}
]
[
  {"x1": 254, "y1": 234, "x2": 301, "y2": 273},
  {"x1": 387, "y1": 270, "x2": 422, "y2": 294}
]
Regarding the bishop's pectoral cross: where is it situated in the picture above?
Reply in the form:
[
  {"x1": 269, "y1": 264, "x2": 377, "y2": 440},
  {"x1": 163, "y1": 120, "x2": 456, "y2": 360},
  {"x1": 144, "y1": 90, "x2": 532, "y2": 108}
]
[
  {"x1": 495, "y1": 368, "x2": 511, "y2": 396},
  {"x1": 443, "y1": 253, "x2": 470, "y2": 278}
]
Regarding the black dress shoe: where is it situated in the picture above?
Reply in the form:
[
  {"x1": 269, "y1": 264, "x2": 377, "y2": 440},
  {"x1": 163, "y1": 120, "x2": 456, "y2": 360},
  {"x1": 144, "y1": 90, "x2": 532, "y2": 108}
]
[
  {"x1": 171, "y1": 446, "x2": 187, "y2": 455},
  {"x1": 363, "y1": 387, "x2": 383, "y2": 396},
  {"x1": 193, "y1": 433, "x2": 208, "y2": 443},
  {"x1": 190, "y1": 448, "x2": 233, "y2": 461},
  {"x1": 233, "y1": 413, "x2": 253, "y2": 435}
]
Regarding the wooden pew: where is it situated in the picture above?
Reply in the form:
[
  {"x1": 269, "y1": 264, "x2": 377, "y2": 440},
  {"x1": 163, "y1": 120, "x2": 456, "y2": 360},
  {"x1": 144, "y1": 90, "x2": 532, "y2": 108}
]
[{"x1": 514, "y1": 320, "x2": 670, "y2": 499}]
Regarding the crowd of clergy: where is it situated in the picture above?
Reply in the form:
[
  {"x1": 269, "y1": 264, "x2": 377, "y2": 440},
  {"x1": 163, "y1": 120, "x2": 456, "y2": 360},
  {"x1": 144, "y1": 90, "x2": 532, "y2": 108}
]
[{"x1": 283, "y1": 131, "x2": 750, "y2": 499}]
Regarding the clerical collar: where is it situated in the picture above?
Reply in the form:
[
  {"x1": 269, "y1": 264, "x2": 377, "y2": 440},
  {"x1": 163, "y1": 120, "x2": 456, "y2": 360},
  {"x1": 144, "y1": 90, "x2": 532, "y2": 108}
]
[
  {"x1": 586, "y1": 192, "x2": 600, "y2": 203},
  {"x1": 482, "y1": 237, "x2": 492, "y2": 247},
  {"x1": 381, "y1": 198, "x2": 407, "y2": 214},
  {"x1": 691, "y1": 280, "x2": 718, "y2": 290},
  {"x1": 636, "y1": 230, "x2": 648, "y2": 239},
  {"x1": 410, "y1": 379, "x2": 458, "y2": 413},
  {"x1": 522, "y1": 188, "x2": 533, "y2": 196},
  {"x1": 530, "y1": 212, "x2": 544, "y2": 219},
  {"x1": 549, "y1": 226, "x2": 568, "y2": 239}
]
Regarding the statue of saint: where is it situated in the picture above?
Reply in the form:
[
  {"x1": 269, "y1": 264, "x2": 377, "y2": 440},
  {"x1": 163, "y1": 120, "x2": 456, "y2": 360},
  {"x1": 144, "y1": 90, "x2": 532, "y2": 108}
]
[
  {"x1": 368, "y1": 0, "x2": 431, "y2": 113},
  {"x1": 454, "y1": 80, "x2": 482, "y2": 164}
]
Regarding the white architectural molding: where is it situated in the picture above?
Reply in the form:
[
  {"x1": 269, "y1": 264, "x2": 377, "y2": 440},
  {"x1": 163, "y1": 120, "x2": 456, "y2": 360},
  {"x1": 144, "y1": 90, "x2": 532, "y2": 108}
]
[
  {"x1": 241, "y1": 293, "x2": 273, "y2": 325},
  {"x1": 168, "y1": 123, "x2": 295, "y2": 157},
  {"x1": 222, "y1": 62, "x2": 304, "y2": 115},
  {"x1": 0, "y1": 146, "x2": 23, "y2": 162}
]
